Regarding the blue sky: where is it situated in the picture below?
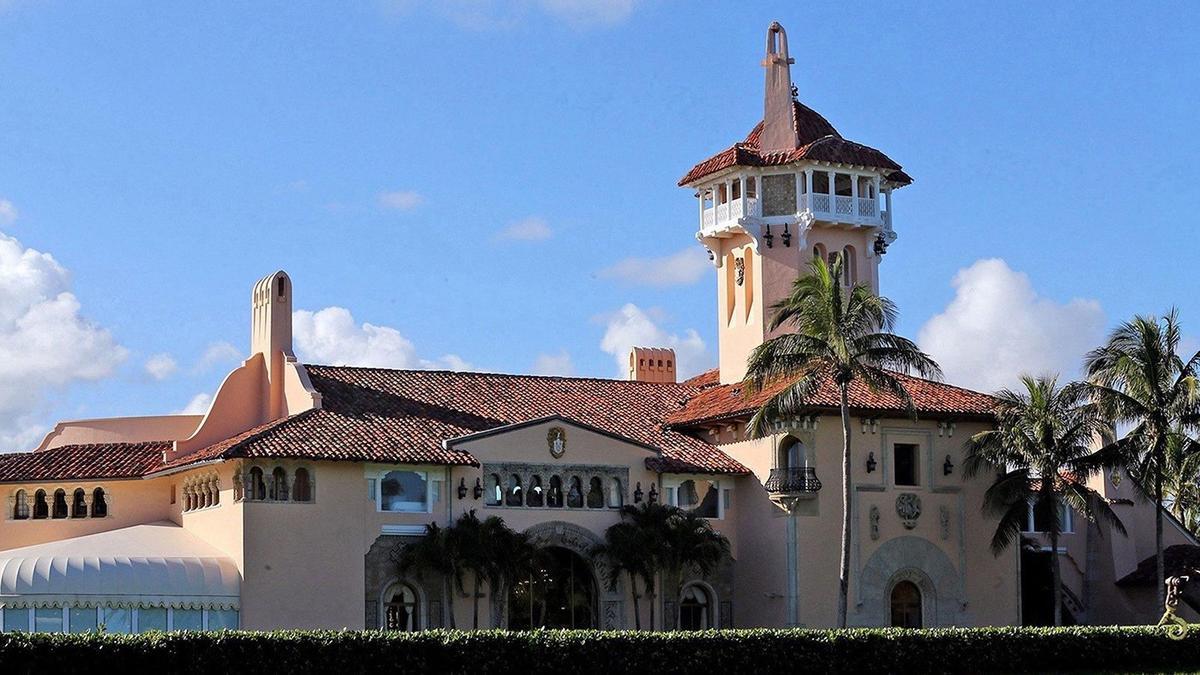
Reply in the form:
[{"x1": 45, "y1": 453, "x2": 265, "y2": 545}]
[{"x1": 0, "y1": 1, "x2": 1197, "y2": 450}]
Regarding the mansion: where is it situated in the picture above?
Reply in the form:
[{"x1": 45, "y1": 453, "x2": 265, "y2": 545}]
[{"x1": 0, "y1": 22, "x2": 1193, "y2": 634}]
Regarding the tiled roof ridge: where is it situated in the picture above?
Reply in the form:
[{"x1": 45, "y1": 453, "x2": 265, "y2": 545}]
[{"x1": 304, "y1": 363, "x2": 703, "y2": 390}]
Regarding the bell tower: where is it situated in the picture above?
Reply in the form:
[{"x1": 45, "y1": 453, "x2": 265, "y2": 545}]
[{"x1": 679, "y1": 21, "x2": 912, "y2": 384}]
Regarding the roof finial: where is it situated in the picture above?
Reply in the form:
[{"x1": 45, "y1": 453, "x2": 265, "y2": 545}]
[{"x1": 760, "y1": 21, "x2": 799, "y2": 152}]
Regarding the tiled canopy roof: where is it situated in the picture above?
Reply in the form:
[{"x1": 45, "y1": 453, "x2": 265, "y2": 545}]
[
  {"x1": 0, "y1": 441, "x2": 171, "y2": 483},
  {"x1": 678, "y1": 100, "x2": 912, "y2": 187},
  {"x1": 666, "y1": 368, "x2": 998, "y2": 428}
]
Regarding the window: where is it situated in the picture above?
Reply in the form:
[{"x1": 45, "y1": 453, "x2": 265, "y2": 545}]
[
  {"x1": 778, "y1": 437, "x2": 807, "y2": 470},
  {"x1": 679, "y1": 584, "x2": 712, "y2": 630},
  {"x1": 269, "y1": 467, "x2": 289, "y2": 501},
  {"x1": 32, "y1": 490, "x2": 48, "y2": 519},
  {"x1": 731, "y1": 180, "x2": 741, "y2": 201},
  {"x1": 92, "y1": 488, "x2": 107, "y2": 518},
  {"x1": 3, "y1": 607, "x2": 29, "y2": 632},
  {"x1": 101, "y1": 607, "x2": 131, "y2": 633},
  {"x1": 670, "y1": 479, "x2": 721, "y2": 519},
  {"x1": 293, "y1": 468, "x2": 312, "y2": 502},
  {"x1": 1024, "y1": 501, "x2": 1074, "y2": 534},
  {"x1": 34, "y1": 607, "x2": 63, "y2": 632},
  {"x1": 890, "y1": 581, "x2": 922, "y2": 628},
  {"x1": 841, "y1": 246, "x2": 857, "y2": 286},
  {"x1": 51, "y1": 489, "x2": 68, "y2": 519},
  {"x1": 137, "y1": 608, "x2": 167, "y2": 632},
  {"x1": 71, "y1": 488, "x2": 87, "y2": 518},
  {"x1": 12, "y1": 489, "x2": 28, "y2": 520},
  {"x1": 566, "y1": 477, "x2": 583, "y2": 508},
  {"x1": 172, "y1": 609, "x2": 203, "y2": 631},
  {"x1": 547, "y1": 476, "x2": 564, "y2": 508},
  {"x1": 384, "y1": 583, "x2": 420, "y2": 632},
  {"x1": 380, "y1": 471, "x2": 429, "y2": 512},
  {"x1": 746, "y1": 176, "x2": 756, "y2": 198},
  {"x1": 812, "y1": 171, "x2": 830, "y2": 194},
  {"x1": 506, "y1": 474, "x2": 524, "y2": 507},
  {"x1": 207, "y1": 609, "x2": 239, "y2": 630},
  {"x1": 812, "y1": 243, "x2": 827, "y2": 262},
  {"x1": 608, "y1": 478, "x2": 623, "y2": 508},
  {"x1": 249, "y1": 467, "x2": 266, "y2": 501},
  {"x1": 486, "y1": 473, "x2": 503, "y2": 506},
  {"x1": 586, "y1": 477, "x2": 604, "y2": 508},
  {"x1": 526, "y1": 476, "x2": 544, "y2": 507},
  {"x1": 894, "y1": 443, "x2": 920, "y2": 486},
  {"x1": 69, "y1": 607, "x2": 97, "y2": 633}
]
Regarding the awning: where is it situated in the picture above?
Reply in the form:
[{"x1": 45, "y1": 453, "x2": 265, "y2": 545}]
[{"x1": 0, "y1": 521, "x2": 240, "y2": 609}]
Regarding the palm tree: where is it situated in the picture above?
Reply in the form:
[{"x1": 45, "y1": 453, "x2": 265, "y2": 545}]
[
  {"x1": 964, "y1": 375, "x2": 1125, "y2": 626},
  {"x1": 1161, "y1": 432, "x2": 1200, "y2": 533},
  {"x1": 447, "y1": 509, "x2": 495, "y2": 629},
  {"x1": 617, "y1": 501, "x2": 675, "y2": 628},
  {"x1": 591, "y1": 519, "x2": 653, "y2": 629},
  {"x1": 481, "y1": 516, "x2": 536, "y2": 626},
  {"x1": 1085, "y1": 311, "x2": 1200, "y2": 606},
  {"x1": 391, "y1": 522, "x2": 458, "y2": 629},
  {"x1": 661, "y1": 508, "x2": 730, "y2": 628},
  {"x1": 743, "y1": 253, "x2": 941, "y2": 627}
]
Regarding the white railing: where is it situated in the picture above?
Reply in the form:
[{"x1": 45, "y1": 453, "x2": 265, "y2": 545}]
[
  {"x1": 857, "y1": 197, "x2": 877, "y2": 217},
  {"x1": 835, "y1": 196, "x2": 855, "y2": 216},
  {"x1": 716, "y1": 202, "x2": 729, "y2": 223},
  {"x1": 729, "y1": 197, "x2": 744, "y2": 220},
  {"x1": 811, "y1": 193, "x2": 831, "y2": 213},
  {"x1": 745, "y1": 196, "x2": 759, "y2": 218},
  {"x1": 701, "y1": 209, "x2": 714, "y2": 229}
]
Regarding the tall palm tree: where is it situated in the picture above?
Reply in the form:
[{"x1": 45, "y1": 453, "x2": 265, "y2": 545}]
[
  {"x1": 481, "y1": 516, "x2": 536, "y2": 627},
  {"x1": 447, "y1": 509, "x2": 495, "y2": 629},
  {"x1": 591, "y1": 519, "x2": 653, "y2": 629},
  {"x1": 391, "y1": 522, "x2": 458, "y2": 629},
  {"x1": 661, "y1": 508, "x2": 730, "y2": 628},
  {"x1": 616, "y1": 501, "x2": 675, "y2": 628},
  {"x1": 1161, "y1": 432, "x2": 1200, "y2": 533},
  {"x1": 964, "y1": 375, "x2": 1125, "y2": 626},
  {"x1": 1085, "y1": 311, "x2": 1200, "y2": 606},
  {"x1": 744, "y1": 253, "x2": 941, "y2": 627}
]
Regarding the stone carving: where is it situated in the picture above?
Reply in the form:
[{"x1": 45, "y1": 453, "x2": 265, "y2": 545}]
[
  {"x1": 602, "y1": 600, "x2": 622, "y2": 629},
  {"x1": 939, "y1": 505, "x2": 950, "y2": 540},
  {"x1": 869, "y1": 505, "x2": 880, "y2": 540},
  {"x1": 734, "y1": 257, "x2": 745, "y2": 286},
  {"x1": 547, "y1": 426, "x2": 566, "y2": 458},
  {"x1": 895, "y1": 492, "x2": 922, "y2": 530}
]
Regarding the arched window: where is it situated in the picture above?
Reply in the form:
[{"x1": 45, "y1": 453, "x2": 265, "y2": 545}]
[
  {"x1": 12, "y1": 489, "x2": 29, "y2": 520},
  {"x1": 269, "y1": 467, "x2": 289, "y2": 501},
  {"x1": 249, "y1": 467, "x2": 266, "y2": 501},
  {"x1": 890, "y1": 581, "x2": 922, "y2": 628},
  {"x1": 71, "y1": 488, "x2": 87, "y2": 518},
  {"x1": 842, "y1": 246, "x2": 857, "y2": 286},
  {"x1": 486, "y1": 473, "x2": 503, "y2": 506},
  {"x1": 92, "y1": 488, "x2": 108, "y2": 518},
  {"x1": 566, "y1": 477, "x2": 583, "y2": 508},
  {"x1": 293, "y1": 468, "x2": 312, "y2": 502},
  {"x1": 384, "y1": 583, "x2": 420, "y2": 632},
  {"x1": 233, "y1": 473, "x2": 244, "y2": 502},
  {"x1": 586, "y1": 477, "x2": 604, "y2": 508},
  {"x1": 547, "y1": 476, "x2": 564, "y2": 508},
  {"x1": 33, "y1": 489, "x2": 48, "y2": 519},
  {"x1": 507, "y1": 474, "x2": 524, "y2": 507},
  {"x1": 812, "y1": 243, "x2": 827, "y2": 262},
  {"x1": 778, "y1": 436, "x2": 807, "y2": 470},
  {"x1": 526, "y1": 476, "x2": 544, "y2": 507},
  {"x1": 52, "y1": 489, "x2": 68, "y2": 519},
  {"x1": 679, "y1": 584, "x2": 712, "y2": 630},
  {"x1": 608, "y1": 478, "x2": 623, "y2": 508}
]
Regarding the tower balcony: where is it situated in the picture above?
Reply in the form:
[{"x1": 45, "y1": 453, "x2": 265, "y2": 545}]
[{"x1": 764, "y1": 466, "x2": 822, "y2": 504}]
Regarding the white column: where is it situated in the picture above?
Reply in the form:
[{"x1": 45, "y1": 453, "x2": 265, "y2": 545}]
[
  {"x1": 794, "y1": 171, "x2": 803, "y2": 214},
  {"x1": 885, "y1": 189, "x2": 893, "y2": 227},
  {"x1": 872, "y1": 174, "x2": 881, "y2": 219},
  {"x1": 851, "y1": 173, "x2": 860, "y2": 220}
]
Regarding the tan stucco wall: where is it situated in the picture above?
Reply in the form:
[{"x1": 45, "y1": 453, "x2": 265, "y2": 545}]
[{"x1": 1, "y1": 476, "x2": 175, "y2": 551}]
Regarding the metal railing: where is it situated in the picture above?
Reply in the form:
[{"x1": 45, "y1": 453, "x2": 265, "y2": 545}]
[{"x1": 764, "y1": 466, "x2": 822, "y2": 494}]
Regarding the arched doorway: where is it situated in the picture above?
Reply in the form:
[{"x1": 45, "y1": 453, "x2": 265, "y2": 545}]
[
  {"x1": 508, "y1": 546, "x2": 597, "y2": 630},
  {"x1": 383, "y1": 582, "x2": 421, "y2": 631},
  {"x1": 890, "y1": 580, "x2": 922, "y2": 628},
  {"x1": 678, "y1": 583, "x2": 713, "y2": 630}
]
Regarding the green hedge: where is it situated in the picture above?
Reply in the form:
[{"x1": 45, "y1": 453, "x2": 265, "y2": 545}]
[{"x1": 1, "y1": 626, "x2": 1198, "y2": 674}]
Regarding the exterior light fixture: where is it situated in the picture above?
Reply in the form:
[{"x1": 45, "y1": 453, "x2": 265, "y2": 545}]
[
  {"x1": 648, "y1": 483, "x2": 659, "y2": 504},
  {"x1": 782, "y1": 223, "x2": 792, "y2": 247},
  {"x1": 873, "y1": 233, "x2": 888, "y2": 256},
  {"x1": 472, "y1": 478, "x2": 483, "y2": 500},
  {"x1": 633, "y1": 482, "x2": 644, "y2": 503},
  {"x1": 457, "y1": 477, "x2": 468, "y2": 500},
  {"x1": 943, "y1": 455, "x2": 954, "y2": 476},
  {"x1": 763, "y1": 224, "x2": 774, "y2": 248},
  {"x1": 866, "y1": 452, "x2": 877, "y2": 473},
  {"x1": 707, "y1": 249, "x2": 715, "y2": 262}
]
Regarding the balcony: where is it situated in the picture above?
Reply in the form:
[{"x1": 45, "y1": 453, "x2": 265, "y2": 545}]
[
  {"x1": 698, "y1": 192, "x2": 886, "y2": 237},
  {"x1": 765, "y1": 466, "x2": 822, "y2": 505}
]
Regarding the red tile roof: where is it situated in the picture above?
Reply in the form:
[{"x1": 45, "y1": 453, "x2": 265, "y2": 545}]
[
  {"x1": 678, "y1": 101, "x2": 911, "y2": 187},
  {"x1": 666, "y1": 368, "x2": 998, "y2": 428},
  {"x1": 0, "y1": 441, "x2": 171, "y2": 484}
]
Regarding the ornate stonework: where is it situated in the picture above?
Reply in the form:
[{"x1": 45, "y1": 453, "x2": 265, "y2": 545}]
[
  {"x1": 547, "y1": 427, "x2": 566, "y2": 459},
  {"x1": 853, "y1": 536, "x2": 967, "y2": 627},
  {"x1": 896, "y1": 492, "x2": 922, "y2": 530},
  {"x1": 869, "y1": 505, "x2": 880, "y2": 540}
]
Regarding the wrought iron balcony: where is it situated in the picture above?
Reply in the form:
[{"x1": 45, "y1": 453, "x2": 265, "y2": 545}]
[{"x1": 765, "y1": 466, "x2": 822, "y2": 496}]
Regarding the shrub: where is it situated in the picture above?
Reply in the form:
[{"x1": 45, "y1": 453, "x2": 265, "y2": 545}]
[{"x1": 1, "y1": 626, "x2": 1199, "y2": 674}]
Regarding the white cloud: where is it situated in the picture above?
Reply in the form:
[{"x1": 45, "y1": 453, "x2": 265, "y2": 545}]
[
  {"x1": 194, "y1": 341, "x2": 242, "y2": 372},
  {"x1": 599, "y1": 303, "x2": 708, "y2": 379},
  {"x1": 497, "y1": 216, "x2": 553, "y2": 241},
  {"x1": 598, "y1": 247, "x2": 709, "y2": 287},
  {"x1": 538, "y1": 0, "x2": 637, "y2": 27},
  {"x1": 378, "y1": 190, "x2": 424, "y2": 211},
  {"x1": 917, "y1": 258, "x2": 1105, "y2": 393},
  {"x1": 382, "y1": 0, "x2": 639, "y2": 29},
  {"x1": 0, "y1": 231, "x2": 128, "y2": 450},
  {"x1": 293, "y1": 306, "x2": 470, "y2": 371},
  {"x1": 143, "y1": 353, "x2": 178, "y2": 381},
  {"x1": 0, "y1": 200, "x2": 16, "y2": 226},
  {"x1": 533, "y1": 350, "x2": 574, "y2": 376},
  {"x1": 178, "y1": 392, "x2": 212, "y2": 415}
]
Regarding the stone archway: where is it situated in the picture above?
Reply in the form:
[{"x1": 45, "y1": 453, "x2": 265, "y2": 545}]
[
  {"x1": 491, "y1": 521, "x2": 625, "y2": 629},
  {"x1": 854, "y1": 536, "x2": 967, "y2": 627}
]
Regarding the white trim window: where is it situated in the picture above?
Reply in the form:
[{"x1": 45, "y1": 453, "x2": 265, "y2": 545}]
[
  {"x1": 0, "y1": 605, "x2": 239, "y2": 633},
  {"x1": 664, "y1": 476, "x2": 723, "y2": 519},
  {"x1": 367, "y1": 468, "x2": 437, "y2": 513},
  {"x1": 1022, "y1": 501, "x2": 1074, "y2": 534}
]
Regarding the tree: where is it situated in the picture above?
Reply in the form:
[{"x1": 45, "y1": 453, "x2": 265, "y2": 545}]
[
  {"x1": 1160, "y1": 432, "x2": 1200, "y2": 533},
  {"x1": 590, "y1": 519, "x2": 653, "y2": 629},
  {"x1": 481, "y1": 515, "x2": 537, "y2": 626},
  {"x1": 964, "y1": 375, "x2": 1126, "y2": 626},
  {"x1": 613, "y1": 501, "x2": 675, "y2": 629},
  {"x1": 743, "y1": 253, "x2": 941, "y2": 627},
  {"x1": 391, "y1": 522, "x2": 458, "y2": 629},
  {"x1": 1085, "y1": 311, "x2": 1200, "y2": 606},
  {"x1": 660, "y1": 507, "x2": 730, "y2": 628}
]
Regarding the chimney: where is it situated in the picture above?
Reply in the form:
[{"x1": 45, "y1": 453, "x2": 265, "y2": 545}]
[
  {"x1": 760, "y1": 21, "x2": 798, "y2": 152},
  {"x1": 628, "y1": 347, "x2": 677, "y2": 384},
  {"x1": 251, "y1": 270, "x2": 293, "y2": 419}
]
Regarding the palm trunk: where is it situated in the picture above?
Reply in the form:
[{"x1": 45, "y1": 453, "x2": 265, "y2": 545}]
[
  {"x1": 472, "y1": 575, "x2": 481, "y2": 630},
  {"x1": 629, "y1": 571, "x2": 642, "y2": 630},
  {"x1": 649, "y1": 572, "x2": 656, "y2": 630},
  {"x1": 837, "y1": 383, "x2": 852, "y2": 629},
  {"x1": 1050, "y1": 529, "x2": 1063, "y2": 627},
  {"x1": 443, "y1": 574, "x2": 456, "y2": 629},
  {"x1": 1156, "y1": 463, "x2": 1165, "y2": 610}
]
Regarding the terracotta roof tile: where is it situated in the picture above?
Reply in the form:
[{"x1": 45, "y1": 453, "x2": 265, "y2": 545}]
[
  {"x1": 666, "y1": 368, "x2": 997, "y2": 428},
  {"x1": 679, "y1": 101, "x2": 910, "y2": 186},
  {"x1": 0, "y1": 441, "x2": 170, "y2": 484}
]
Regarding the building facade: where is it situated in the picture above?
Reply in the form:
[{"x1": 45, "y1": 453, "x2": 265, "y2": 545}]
[{"x1": 0, "y1": 22, "x2": 1192, "y2": 634}]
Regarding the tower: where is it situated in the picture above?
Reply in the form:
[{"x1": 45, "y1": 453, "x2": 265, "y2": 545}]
[
  {"x1": 679, "y1": 21, "x2": 912, "y2": 384},
  {"x1": 252, "y1": 270, "x2": 295, "y2": 420}
]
